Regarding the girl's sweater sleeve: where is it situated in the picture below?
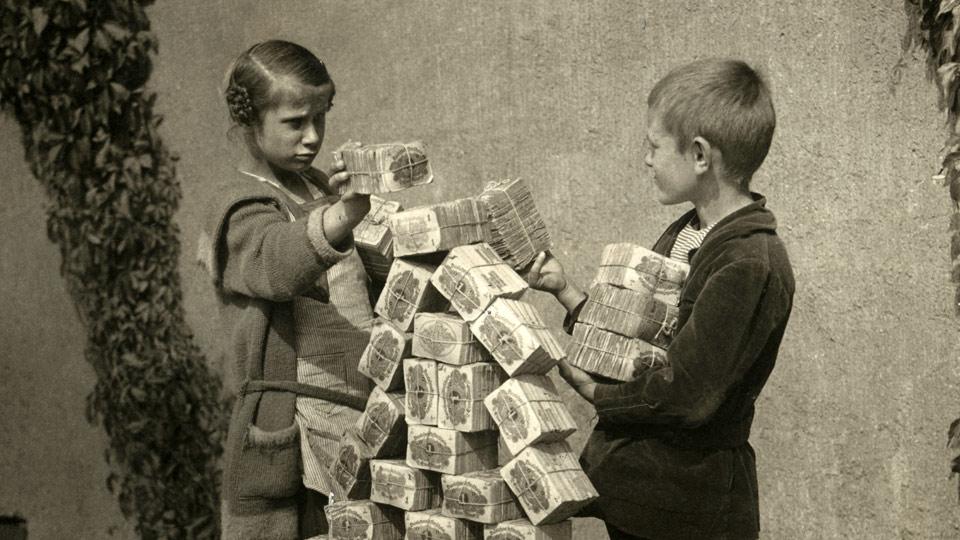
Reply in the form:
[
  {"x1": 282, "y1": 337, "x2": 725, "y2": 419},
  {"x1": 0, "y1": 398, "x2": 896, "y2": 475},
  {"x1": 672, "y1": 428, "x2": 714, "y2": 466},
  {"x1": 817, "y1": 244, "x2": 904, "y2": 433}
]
[
  {"x1": 215, "y1": 199, "x2": 353, "y2": 301},
  {"x1": 591, "y1": 257, "x2": 789, "y2": 427}
]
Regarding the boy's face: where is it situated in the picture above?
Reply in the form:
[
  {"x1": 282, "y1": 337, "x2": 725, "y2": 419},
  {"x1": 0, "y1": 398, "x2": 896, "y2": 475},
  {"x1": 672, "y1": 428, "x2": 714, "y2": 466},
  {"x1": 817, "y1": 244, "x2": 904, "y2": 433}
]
[{"x1": 644, "y1": 111, "x2": 700, "y2": 205}]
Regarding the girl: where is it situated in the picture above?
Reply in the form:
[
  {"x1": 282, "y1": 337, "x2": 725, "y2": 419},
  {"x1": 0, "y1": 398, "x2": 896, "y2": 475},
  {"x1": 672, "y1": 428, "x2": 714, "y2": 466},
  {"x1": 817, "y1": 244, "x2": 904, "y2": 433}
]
[{"x1": 204, "y1": 40, "x2": 375, "y2": 539}]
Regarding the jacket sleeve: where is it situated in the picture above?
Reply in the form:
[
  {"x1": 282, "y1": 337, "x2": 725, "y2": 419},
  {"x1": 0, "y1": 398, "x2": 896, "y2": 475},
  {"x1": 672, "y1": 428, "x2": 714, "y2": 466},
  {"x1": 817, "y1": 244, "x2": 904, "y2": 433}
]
[
  {"x1": 592, "y1": 257, "x2": 787, "y2": 427},
  {"x1": 216, "y1": 199, "x2": 353, "y2": 301}
]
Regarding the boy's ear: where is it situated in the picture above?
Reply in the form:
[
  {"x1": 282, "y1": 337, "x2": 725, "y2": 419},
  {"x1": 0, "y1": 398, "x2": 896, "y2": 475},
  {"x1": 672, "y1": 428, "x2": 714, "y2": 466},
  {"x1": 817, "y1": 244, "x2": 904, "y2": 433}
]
[{"x1": 691, "y1": 136, "x2": 712, "y2": 175}]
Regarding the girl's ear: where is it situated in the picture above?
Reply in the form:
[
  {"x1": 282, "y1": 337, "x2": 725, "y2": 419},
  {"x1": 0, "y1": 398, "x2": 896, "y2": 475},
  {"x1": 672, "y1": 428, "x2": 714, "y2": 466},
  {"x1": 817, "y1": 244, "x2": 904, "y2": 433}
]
[{"x1": 691, "y1": 136, "x2": 712, "y2": 175}]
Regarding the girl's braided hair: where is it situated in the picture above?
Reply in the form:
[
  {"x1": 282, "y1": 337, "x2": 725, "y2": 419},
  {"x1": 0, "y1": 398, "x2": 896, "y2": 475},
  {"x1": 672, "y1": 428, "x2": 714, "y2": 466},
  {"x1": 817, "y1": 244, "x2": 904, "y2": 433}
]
[{"x1": 224, "y1": 40, "x2": 334, "y2": 127}]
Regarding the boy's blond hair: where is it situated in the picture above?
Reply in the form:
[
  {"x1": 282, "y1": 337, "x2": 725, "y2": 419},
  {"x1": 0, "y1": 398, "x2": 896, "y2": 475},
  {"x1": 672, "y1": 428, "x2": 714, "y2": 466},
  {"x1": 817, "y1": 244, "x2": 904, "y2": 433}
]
[{"x1": 648, "y1": 58, "x2": 775, "y2": 185}]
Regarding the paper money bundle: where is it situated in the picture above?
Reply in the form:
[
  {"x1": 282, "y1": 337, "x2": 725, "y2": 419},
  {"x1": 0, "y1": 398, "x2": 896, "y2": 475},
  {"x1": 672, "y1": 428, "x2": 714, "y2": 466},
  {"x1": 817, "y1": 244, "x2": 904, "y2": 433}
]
[
  {"x1": 437, "y1": 362, "x2": 505, "y2": 432},
  {"x1": 370, "y1": 459, "x2": 441, "y2": 511},
  {"x1": 355, "y1": 387, "x2": 407, "y2": 458},
  {"x1": 470, "y1": 299, "x2": 564, "y2": 377},
  {"x1": 413, "y1": 312, "x2": 487, "y2": 365},
  {"x1": 579, "y1": 283, "x2": 679, "y2": 348},
  {"x1": 441, "y1": 468, "x2": 523, "y2": 524},
  {"x1": 328, "y1": 429, "x2": 374, "y2": 501},
  {"x1": 484, "y1": 518, "x2": 573, "y2": 540},
  {"x1": 359, "y1": 320, "x2": 412, "y2": 391},
  {"x1": 404, "y1": 358, "x2": 439, "y2": 426},
  {"x1": 592, "y1": 243, "x2": 690, "y2": 306},
  {"x1": 567, "y1": 323, "x2": 668, "y2": 382},
  {"x1": 431, "y1": 244, "x2": 529, "y2": 322},
  {"x1": 478, "y1": 178, "x2": 552, "y2": 271},
  {"x1": 484, "y1": 375, "x2": 577, "y2": 456},
  {"x1": 375, "y1": 259, "x2": 447, "y2": 331},
  {"x1": 340, "y1": 141, "x2": 433, "y2": 194},
  {"x1": 406, "y1": 425, "x2": 498, "y2": 475},
  {"x1": 390, "y1": 198, "x2": 490, "y2": 257},
  {"x1": 354, "y1": 195, "x2": 402, "y2": 280},
  {"x1": 325, "y1": 499, "x2": 404, "y2": 540},
  {"x1": 405, "y1": 508, "x2": 484, "y2": 540},
  {"x1": 500, "y1": 442, "x2": 599, "y2": 525}
]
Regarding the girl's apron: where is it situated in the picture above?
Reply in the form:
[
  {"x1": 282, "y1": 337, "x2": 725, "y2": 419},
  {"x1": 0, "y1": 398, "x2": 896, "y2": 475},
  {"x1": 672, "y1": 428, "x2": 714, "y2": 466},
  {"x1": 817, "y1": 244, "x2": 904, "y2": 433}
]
[{"x1": 240, "y1": 170, "x2": 374, "y2": 497}]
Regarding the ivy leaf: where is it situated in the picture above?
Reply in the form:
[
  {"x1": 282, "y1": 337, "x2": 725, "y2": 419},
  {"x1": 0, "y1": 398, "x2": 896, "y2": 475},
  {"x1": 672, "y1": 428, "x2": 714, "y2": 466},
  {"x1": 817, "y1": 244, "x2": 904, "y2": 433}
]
[
  {"x1": 937, "y1": 62, "x2": 960, "y2": 110},
  {"x1": 949, "y1": 416, "x2": 960, "y2": 449},
  {"x1": 942, "y1": 1, "x2": 960, "y2": 17},
  {"x1": 31, "y1": 7, "x2": 48, "y2": 36},
  {"x1": 69, "y1": 28, "x2": 90, "y2": 53},
  {"x1": 102, "y1": 22, "x2": 129, "y2": 42}
]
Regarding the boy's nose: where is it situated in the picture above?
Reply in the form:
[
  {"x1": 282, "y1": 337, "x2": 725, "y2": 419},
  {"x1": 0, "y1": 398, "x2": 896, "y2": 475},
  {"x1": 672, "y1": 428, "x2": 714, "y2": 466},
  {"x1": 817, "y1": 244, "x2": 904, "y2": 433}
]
[{"x1": 302, "y1": 125, "x2": 321, "y2": 147}]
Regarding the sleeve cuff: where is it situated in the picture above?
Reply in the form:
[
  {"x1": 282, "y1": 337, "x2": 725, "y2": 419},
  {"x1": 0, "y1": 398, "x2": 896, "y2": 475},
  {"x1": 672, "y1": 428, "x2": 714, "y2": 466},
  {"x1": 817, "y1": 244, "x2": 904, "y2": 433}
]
[
  {"x1": 562, "y1": 294, "x2": 589, "y2": 335},
  {"x1": 306, "y1": 204, "x2": 355, "y2": 262}
]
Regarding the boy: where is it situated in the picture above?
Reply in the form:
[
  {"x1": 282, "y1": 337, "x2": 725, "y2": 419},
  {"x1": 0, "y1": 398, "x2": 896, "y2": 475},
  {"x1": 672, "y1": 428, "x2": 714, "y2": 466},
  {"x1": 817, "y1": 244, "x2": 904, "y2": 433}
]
[{"x1": 527, "y1": 58, "x2": 794, "y2": 539}]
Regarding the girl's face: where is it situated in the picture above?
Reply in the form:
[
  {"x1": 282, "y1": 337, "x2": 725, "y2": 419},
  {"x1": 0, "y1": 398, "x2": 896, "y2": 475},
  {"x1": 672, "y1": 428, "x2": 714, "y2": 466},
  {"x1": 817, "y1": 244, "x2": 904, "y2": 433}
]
[{"x1": 255, "y1": 82, "x2": 334, "y2": 173}]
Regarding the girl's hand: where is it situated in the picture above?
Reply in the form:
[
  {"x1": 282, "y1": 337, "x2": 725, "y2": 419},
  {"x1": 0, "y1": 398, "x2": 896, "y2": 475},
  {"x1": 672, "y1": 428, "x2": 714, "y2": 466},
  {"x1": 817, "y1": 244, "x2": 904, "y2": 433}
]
[
  {"x1": 557, "y1": 359, "x2": 597, "y2": 402},
  {"x1": 327, "y1": 140, "x2": 364, "y2": 200}
]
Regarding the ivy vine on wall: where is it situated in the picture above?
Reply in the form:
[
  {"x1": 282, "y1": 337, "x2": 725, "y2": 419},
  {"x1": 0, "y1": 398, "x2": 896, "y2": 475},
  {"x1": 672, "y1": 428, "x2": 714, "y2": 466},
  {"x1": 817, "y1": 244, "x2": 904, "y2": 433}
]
[
  {"x1": 901, "y1": 0, "x2": 960, "y2": 498},
  {"x1": 0, "y1": 1, "x2": 226, "y2": 537}
]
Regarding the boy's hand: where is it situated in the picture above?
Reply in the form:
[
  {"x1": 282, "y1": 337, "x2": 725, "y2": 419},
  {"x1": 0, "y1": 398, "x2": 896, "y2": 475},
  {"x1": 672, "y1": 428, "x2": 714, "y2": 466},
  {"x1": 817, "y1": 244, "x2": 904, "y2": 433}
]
[
  {"x1": 526, "y1": 251, "x2": 587, "y2": 312},
  {"x1": 557, "y1": 359, "x2": 597, "y2": 402},
  {"x1": 525, "y1": 251, "x2": 568, "y2": 294}
]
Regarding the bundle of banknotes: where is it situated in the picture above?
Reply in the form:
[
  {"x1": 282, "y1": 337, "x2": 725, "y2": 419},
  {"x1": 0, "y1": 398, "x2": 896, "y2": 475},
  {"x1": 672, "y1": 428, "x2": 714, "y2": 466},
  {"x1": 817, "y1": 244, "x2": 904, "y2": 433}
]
[
  {"x1": 390, "y1": 198, "x2": 490, "y2": 257},
  {"x1": 567, "y1": 322, "x2": 669, "y2": 382},
  {"x1": 479, "y1": 178, "x2": 552, "y2": 270},
  {"x1": 340, "y1": 141, "x2": 433, "y2": 194},
  {"x1": 500, "y1": 441, "x2": 599, "y2": 525}
]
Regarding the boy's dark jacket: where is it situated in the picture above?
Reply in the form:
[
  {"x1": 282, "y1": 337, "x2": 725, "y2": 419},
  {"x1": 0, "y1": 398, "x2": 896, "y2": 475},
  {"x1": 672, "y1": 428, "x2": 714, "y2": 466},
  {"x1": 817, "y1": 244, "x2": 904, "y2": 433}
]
[{"x1": 579, "y1": 195, "x2": 794, "y2": 539}]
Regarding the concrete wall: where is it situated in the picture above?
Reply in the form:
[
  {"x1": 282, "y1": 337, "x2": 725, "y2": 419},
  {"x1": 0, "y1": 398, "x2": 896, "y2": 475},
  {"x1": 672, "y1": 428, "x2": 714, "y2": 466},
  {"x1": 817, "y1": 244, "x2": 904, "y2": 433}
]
[{"x1": 1, "y1": 1, "x2": 958, "y2": 538}]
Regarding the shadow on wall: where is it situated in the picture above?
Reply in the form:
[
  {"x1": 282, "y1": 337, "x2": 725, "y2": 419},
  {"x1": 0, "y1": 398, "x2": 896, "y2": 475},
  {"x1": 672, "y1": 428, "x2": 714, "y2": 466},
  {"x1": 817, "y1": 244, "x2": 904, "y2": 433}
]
[{"x1": 0, "y1": 516, "x2": 28, "y2": 540}]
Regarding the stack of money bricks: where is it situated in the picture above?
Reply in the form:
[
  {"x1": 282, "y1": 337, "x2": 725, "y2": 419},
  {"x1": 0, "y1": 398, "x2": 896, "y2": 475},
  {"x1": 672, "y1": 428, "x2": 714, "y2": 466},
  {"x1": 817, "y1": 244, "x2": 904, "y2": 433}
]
[
  {"x1": 565, "y1": 243, "x2": 691, "y2": 382},
  {"x1": 324, "y1": 144, "x2": 597, "y2": 540}
]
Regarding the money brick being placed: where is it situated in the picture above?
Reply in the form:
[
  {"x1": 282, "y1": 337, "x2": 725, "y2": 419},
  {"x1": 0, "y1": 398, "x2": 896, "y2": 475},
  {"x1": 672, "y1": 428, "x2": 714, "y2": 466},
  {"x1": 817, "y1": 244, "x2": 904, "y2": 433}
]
[
  {"x1": 405, "y1": 508, "x2": 484, "y2": 540},
  {"x1": 483, "y1": 518, "x2": 572, "y2": 540},
  {"x1": 500, "y1": 442, "x2": 598, "y2": 525},
  {"x1": 406, "y1": 425, "x2": 498, "y2": 475},
  {"x1": 484, "y1": 375, "x2": 577, "y2": 456},
  {"x1": 390, "y1": 198, "x2": 491, "y2": 257},
  {"x1": 431, "y1": 243, "x2": 529, "y2": 322},
  {"x1": 567, "y1": 323, "x2": 669, "y2": 382},
  {"x1": 325, "y1": 499, "x2": 404, "y2": 540},
  {"x1": 375, "y1": 258, "x2": 447, "y2": 332},
  {"x1": 413, "y1": 312, "x2": 488, "y2": 365},
  {"x1": 478, "y1": 178, "x2": 552, "y2": 271},
  {"x1": 340, "y1": 140, "x2": 433, "y2": 194},
  {"x1": 404, "y1": 358, "x2": 439, "y2": 426},
  {"x1": 438, "y1": 362, "x2": 505, "y2": 432},
  {"x1": 470, "y1": 299, "x2": 564, "y2": 376},
  {"x1": 354, "y1": 195, "x2": 402, "y2": 281},
  {"x1": 328, "y1": 428, "x2": 374, "y2": 501},
  {"x1": 441, "y1": 468, "x2": 523, "y2": 524},
  {"x1": 359, "y1": 319, "x2": 413, "y2": 391},
  {"x1": 369, "y1": 459, "x2": 441, "y2": 511},
  {"x1": 591, "y1": 243, "x2": 690, "y2": 306},
  {"x1": 354, "y1": 387, "x2": 407, "y2": 458}
]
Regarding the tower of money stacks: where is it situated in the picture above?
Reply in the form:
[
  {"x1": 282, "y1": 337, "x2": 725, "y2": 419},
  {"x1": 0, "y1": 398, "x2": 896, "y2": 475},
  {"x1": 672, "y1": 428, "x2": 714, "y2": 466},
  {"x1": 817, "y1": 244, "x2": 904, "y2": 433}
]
[
  {"x1": 566, "y1": 243, "x2": 690, "y2": 382},
  {"x1": 324, "y1": 154, "x2": 596, "y2": 540}
]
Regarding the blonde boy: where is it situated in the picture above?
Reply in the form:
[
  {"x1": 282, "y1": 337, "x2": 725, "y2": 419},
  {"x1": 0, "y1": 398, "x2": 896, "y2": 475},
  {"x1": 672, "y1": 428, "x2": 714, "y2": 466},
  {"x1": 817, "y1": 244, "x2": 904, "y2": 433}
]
[{"x1": 528, "y1": 58, "x2": 794, "y2": 539}]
